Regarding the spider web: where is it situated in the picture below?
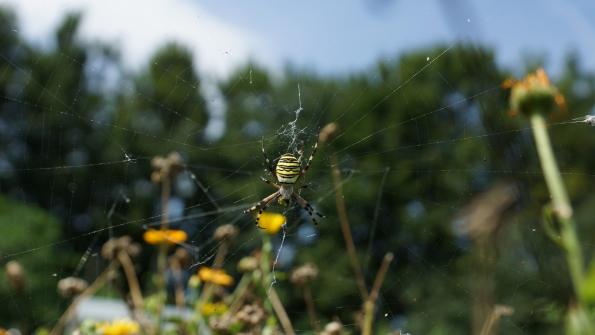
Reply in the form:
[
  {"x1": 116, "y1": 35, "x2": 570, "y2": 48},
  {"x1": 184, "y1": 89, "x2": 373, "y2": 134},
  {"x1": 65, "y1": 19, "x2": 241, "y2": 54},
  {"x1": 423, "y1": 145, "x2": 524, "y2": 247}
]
[{"x1": 1, "y1": 4, "x2": 595, "y2": 335}]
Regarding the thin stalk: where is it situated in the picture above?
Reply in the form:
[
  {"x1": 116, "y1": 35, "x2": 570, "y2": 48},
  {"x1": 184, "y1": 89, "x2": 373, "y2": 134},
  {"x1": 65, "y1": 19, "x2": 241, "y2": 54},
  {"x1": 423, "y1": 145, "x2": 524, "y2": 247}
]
[
  {"x1": 170, "y1": 258, "x2": 185, "y2": 308},
  {"x1": 199, "y1": 240, "x2": 231, "y2": 304},
  {"x1": 156, "y1": 172, "x2": 171, "y2": 331},
  {"x1": 260, "y1": 234, "x2": 275, "y2": 316},
  {"x1": 268, "y1": 287, "x2": 296, "y2": 335},
  {"x1": 303, "y1": 285, "x2": 320, "y2": 332},
  {"x1": 228, "y1": 274, "x2": 252, "y2": 314},
  {"x1": 479, "y1": 305, "x2": 514, "y2": 335},
  {"x1": 117, "y1": 251, "x2": 144, "y2": 311},
  {"x1": 363, "y1": 252, "x2": 394, "y2": 335},
  {"x1": 261, "y1": 234, "x2": 295, "y2": 334},
  {"x1": 530, "y1": 113, "x2": 585, "y2": 301},
  {"x1": 330, "y1": 153, "x2": 368, "y2": 300},
  {"x1": 50, "y1": 261, "x2": 118, "y2": 335}
]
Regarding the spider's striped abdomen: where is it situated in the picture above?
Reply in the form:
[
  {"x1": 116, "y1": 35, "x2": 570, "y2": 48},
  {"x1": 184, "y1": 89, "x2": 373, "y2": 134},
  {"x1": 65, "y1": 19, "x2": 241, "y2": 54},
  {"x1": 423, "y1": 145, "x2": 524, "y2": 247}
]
[{"x1": 276, "y1": 154, "x2": 300, "y2": 184}]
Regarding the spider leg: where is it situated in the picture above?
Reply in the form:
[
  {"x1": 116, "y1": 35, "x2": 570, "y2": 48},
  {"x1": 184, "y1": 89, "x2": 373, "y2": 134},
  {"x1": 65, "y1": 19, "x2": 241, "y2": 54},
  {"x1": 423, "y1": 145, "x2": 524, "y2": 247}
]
[
  {"x1": 244, "y1": 191, "x2": 281, "y2": 226},
  {"x1": 261, "y1": 138, "x2": 276, "y2": 178},
  {"x1": 260, "y1": 176, "x2": 280, "y2": 189},
  {"x1": 300, "y1": 141, "x2": 318, "y2": 178},
  {"x1": 293, "y1": 193, "x2": 324, "y2": 225},
  {"x1": 255, "y1": 193, "x2": 281, "y2": 227},
  {"x1": 244, "y1": 191, "x2": 279, "y2": 214}
]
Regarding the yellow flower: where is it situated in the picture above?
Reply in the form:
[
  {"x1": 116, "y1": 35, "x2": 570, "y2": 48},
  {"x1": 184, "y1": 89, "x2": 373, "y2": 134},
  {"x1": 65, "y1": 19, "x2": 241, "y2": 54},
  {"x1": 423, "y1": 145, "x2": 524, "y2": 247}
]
[
  {"x1": 143, "y1": 229, "x2": 187, "y2": 245},
  {"x1": 200, "y1": 302, "x2": 228, "y2": 316},
  {"x1": 503, "y1": 68, "x2": 566, "y2": 117},
  {"x1": 258, "y1": 212, "x2": 286, "y2": 235},
  {"x1": 96, "y1": 319, "x2": 140, "y2": 335},
  {"x1": 188, "y1": 274, "x2": 201, "y2": 288},
  {"x1": 198, "y1": 266, "x2": 234, "y2": 286}
]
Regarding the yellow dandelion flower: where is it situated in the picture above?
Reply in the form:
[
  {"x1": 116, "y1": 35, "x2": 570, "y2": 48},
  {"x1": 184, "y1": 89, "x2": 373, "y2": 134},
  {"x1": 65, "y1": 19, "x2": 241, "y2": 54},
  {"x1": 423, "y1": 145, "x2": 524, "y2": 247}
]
[
  {"x1": 143, "y1": 229, "x2": 187, "y2": 245},
  {"x1": 96, "y1": 319, "x2": 140, "y2": 335},
  {"x1": 200, "y1": 302, "x2": 228, "y2": 316},
  {"x1": 188, "y1": 274, "x2": 201, "y2": 288},
  {"x1": 198, "y1": 266, "x2": 234, "y2": 286},
  {"x1": 503, "y1": 68, "x2": 565, "y2": 117},
  {"x1": 258, "y1": 212, "x2": 286, "y2": 235}
]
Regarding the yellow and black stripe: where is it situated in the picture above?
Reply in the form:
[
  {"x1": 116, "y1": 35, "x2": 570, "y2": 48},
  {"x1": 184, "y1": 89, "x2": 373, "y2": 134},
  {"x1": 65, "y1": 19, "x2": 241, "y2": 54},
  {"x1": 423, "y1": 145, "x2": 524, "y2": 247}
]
[{"x1": 275, "y1": 154, "x2": 301, "y2": 184}]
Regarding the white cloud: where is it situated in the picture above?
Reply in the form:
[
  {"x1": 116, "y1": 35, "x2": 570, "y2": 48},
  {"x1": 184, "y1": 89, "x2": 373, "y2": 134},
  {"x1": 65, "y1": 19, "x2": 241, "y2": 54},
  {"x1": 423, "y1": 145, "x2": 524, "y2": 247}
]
[{"x1": 1, "y1": 0, "x2": 277, "y2": 78}]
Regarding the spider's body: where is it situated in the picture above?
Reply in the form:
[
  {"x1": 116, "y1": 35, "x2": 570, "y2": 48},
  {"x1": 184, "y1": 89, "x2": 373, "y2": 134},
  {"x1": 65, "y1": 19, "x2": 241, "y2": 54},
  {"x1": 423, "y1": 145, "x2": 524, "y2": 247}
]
[
  {"x1": 275, "y1": 154, "x2": 301, "y2": 184},
  {"x1": 244, "y1": 141, "x2": 324, "y2": 225}
]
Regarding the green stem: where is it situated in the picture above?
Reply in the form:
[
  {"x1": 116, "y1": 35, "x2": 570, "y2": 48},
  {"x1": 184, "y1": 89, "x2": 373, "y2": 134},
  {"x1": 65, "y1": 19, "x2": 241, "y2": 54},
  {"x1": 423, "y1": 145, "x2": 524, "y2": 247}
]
[
  {"x1": 155, "y1": 172, "x2": 171, "y2": 332},
  {"x1": 261, "y1": 234, "x2": 274, "y2": 314},
  {"x1": 530, "y1": 113, "x2": 585, "y2": 303}
]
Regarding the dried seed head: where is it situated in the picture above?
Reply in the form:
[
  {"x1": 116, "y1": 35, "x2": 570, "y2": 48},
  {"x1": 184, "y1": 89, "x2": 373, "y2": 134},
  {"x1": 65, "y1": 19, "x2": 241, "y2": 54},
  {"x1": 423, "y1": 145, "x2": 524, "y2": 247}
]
[
  {"x1": 150, "y1": 171, "x2": 162, "y2": 184},
  {"x1": 151, "y1": 156, "x2": 166, "y2": 171},
  {"x1": 235, "y1": 303, "x2": 266, "y2": 326},
  {"x1": 209, "y1": 314, "x2": 233, "y2": 332},
  {"x1": 166, "y1": 152, "x2": 184, "y2": 174},
  {"x1": 101, "y1": 236, "x2": 141, "y2": 260},
  {"x1": 58, "y1": 276, "x2": 89, "y2": 298},
  {"x1": 214, "y1": 224, "x2": 239, "y2": 241},
  {"x1": 5, "y1": 261, "x2": 25, "y2": 292},
  {"x1": 321, "y1": 321, "x2": 343, "y2": 335},
  {"x1": 319, "y1": 122, "x2": 339, "y2": 144},
  {"x1": 172, "y1": 247, "x2": 191, "y2": 267},
  {"x1": 237, "y1": 256, "x2": 258, "y2": 273},
  {"x1": 290, "y1": 262, "x2": 319, "y2": 286},
  {"x1": 151, "y1": 152, "x2": 184, "y2": 183}
]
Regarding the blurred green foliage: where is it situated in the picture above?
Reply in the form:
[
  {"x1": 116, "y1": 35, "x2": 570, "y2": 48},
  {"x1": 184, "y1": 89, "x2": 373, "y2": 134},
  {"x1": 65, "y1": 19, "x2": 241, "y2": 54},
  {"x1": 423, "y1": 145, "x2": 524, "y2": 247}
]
[
  {"x1": 2, "y1": 5, "x2": 595, "y2": 334},
  {"x1": 0, "y1": 196, "x2": 65, "y2": 331}
]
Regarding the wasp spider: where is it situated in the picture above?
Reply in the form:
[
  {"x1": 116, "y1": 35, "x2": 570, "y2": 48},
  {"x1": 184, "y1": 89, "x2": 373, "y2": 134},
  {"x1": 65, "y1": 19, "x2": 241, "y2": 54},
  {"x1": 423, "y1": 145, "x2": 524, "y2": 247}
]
[{"x1": 244, "y1": 140, "x2": 324, "y2": 226}]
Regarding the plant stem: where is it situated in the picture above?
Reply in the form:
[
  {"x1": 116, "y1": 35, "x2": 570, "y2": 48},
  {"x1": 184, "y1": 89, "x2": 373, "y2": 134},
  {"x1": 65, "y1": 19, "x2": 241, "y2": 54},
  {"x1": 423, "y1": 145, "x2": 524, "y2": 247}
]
[
  {"x1": 330, "y1": 153, "x2": 369, "y2": 300},
  {"x1": 303, "y1": 285, "x2": 320, "y2": 332},
  {"x1": 268, "y1": 287, "x2": 296, "y2": 335},
  {"x1": 479, "y1": 305, "x2": 514, "y2": 335},
  {"x1": 530, "y1": 113, "x2": 585, "y2": 302},
  {"x1": 362, "y1": 252, "x2": 393, "y2": 335},
  {"x1": 261, "y1": 234, "x2": 295, "y2": 335},
  {"x1": 50, "y1": 261, "x2": 118, "y2": 335},
  {"x1": 156, "y1": 171, "x2": 171, "y2": 331},
  {"x1": 117, "y1": 251, "x2": 144, "y2": 311}
]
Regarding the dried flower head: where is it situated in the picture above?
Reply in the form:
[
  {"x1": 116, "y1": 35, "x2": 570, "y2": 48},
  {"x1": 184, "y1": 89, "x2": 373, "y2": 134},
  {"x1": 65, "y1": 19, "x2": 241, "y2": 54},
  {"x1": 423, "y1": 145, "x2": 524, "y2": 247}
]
[
  {"x1": 96, "y1": 319, "x2": 140, "y2": 335},
  {"x1": 321, "y1": 321, "x2": 343, "y2": 335},
  {"x1": 5, "y1": 261, "x2": 25, "y2": 292},
  {"x1": 58, "y1": 276, "x2": 89, "y2": 298},
  {"x1": 235, "y1": 303, "x2": 266, "y2": 326},
  {"x1": 209, "y1": 314, "x2": 234, "y2": 332},
  {"x1": 257, "y1": 212, "x2": 285, "y2": 235},
  {"x1": 198, "y1": 266, "x2": 234, "y2": 286},
  {"x1": 319, "y1": 122, "x2": 339, "y2": 144},
  {"x1": 214, "y1": 224, "x2": 239, "y2": 241},
  {"x1": 237, "y1": 256, "x2": 259, "y2": 273},
  {"x1": 151, "y1": 152, "x2": 184, "y2": 183},
  {"x1": 503, "y1": 68, "x2": 566, "y2": 117},
  {"x1": 171, "y1": 247, "x2": 191, "y2": 267},
  {"x1": 143, "y1": 229, "x2": 187, "y2": 245},
  {"x1": 290, "y1": 262, "x2": 319, "y2": 286},
  {"x1": 101, "y1": 236, "x2": 142, "y2": 260}
]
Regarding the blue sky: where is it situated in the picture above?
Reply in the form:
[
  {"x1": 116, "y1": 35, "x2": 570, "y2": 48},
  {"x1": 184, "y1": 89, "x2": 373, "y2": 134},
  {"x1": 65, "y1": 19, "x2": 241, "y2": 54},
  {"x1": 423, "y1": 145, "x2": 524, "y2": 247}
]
[
  {"x1": 1, "y1": 0, "x2": 594, "y2": 78},
  {"x1": 198, "y1": 0, "x2": 595, "y2": 76}
]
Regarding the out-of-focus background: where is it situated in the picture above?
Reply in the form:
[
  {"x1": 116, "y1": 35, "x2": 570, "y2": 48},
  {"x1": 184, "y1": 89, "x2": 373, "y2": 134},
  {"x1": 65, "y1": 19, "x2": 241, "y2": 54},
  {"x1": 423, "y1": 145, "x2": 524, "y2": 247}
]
[{"x1": 2, "y1": 0, "x2": 595, "y2": 334}]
